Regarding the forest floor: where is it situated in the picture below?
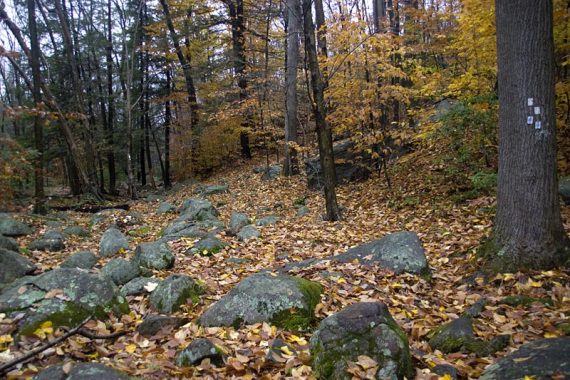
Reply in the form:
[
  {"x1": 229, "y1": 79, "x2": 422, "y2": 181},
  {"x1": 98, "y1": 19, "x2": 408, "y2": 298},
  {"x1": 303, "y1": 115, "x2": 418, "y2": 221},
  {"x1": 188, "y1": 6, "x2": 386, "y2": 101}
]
[{"x1": 2, "y1": 143, "x2": 570, "y2": 379}]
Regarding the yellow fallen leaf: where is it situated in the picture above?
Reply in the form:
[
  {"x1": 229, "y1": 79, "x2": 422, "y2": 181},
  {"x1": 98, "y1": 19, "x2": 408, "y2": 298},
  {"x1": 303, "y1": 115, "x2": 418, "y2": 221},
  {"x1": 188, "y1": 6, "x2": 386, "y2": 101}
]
[
  {"x1": 544, "y1": 332, "x2": 558, "y2": 338},
  {"x1": 280, "y1": 345, "x2": 294, "y2": 356},
  {"x1": 356, "y1": 355, "x2": 377, "y2": 370},
  {"x1": 34, "y1": 321, "x2": 53, "y2": 339},
  {"x1": 337, "y1": 277, "x2": 347, "y2": 284},
  {"x1": 125, "y1": 344, "x2": 137, "y2": 354},
  {"x1": 0, "y1": 335, "x2": 13, "y2": 344},
  {"x1": 524, "y1": 376, "x2": 536, "y2": 380},
  {"x1": 438, "y1": 375, "x2": 453, "y2": 380}
]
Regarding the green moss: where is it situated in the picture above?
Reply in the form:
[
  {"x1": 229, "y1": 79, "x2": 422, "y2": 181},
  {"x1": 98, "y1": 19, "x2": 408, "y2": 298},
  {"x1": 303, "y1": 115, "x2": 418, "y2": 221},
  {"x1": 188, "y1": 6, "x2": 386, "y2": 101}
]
[
  {"x1": 502, "y1": 295, "x2": 554, "y2": 307},
  {"x1": 20, "y1": 302, "x2": 91, "y2": 336},
  {"x1": 128, "y1": 225, "x2": 151, "y2": 237},
  {"x1": 557, "y1": 322, "x2": 570, "y2": 336},
  {"x1": 269, "y1": 278, "x2": 322, "y2": 331}
]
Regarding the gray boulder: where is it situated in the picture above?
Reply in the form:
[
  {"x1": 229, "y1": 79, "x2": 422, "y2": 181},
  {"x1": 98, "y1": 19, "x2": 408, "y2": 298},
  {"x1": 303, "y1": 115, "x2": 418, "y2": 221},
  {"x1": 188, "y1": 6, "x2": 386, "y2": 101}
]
[
  {"x1": 176, "y1": 338, "x2": 224, "y2": 367},
  {"x1": 256, "y1": 215, "x2": 280, "y2": 226},
  {"x1": 296, "y1": 206, "x2": 310, "y2": 217},
  {"x1": 157, "y1": 202, "x2": 176, "y2": 214},
  {"x1": 199, "y1": 273, "x2": 322, "y2": 329},
  {"x1": 178, "y1": 198, "x2": 219, "y2": 221},
  {"x1": 186, "y1": 236, "x2": 227, "y2": 256},
  {"x1": 28, "y1": 231, "x2": 66, "y2": 252},
  {"x1": 310, "y1": 302, "x2": 412, "y2": 380},
  {"x1": 133, "y1": 241, "x2": 175, "y2": 270},
  {"x1": 120, "y1": 277, "x2": 161, "y2": 297},
  {"x1": 480, "y1": 337, "x2": 570, "y2": 380},
  {"x1": 33, "y1": 362, "x2": 129, "y2": 380},
  {"x1": 0, "y1": 248, "x2": 36, "y2": 286},
  {"x1": 560, "y1": 177, "x2": 570, "y2": 205},
  {"x1": 60, "y1": 251, "x2": 98, "y2": 270},
  {"x1": 137, "y1": 314, "x2": 190, "y2": 337},
  {"x1": 0, "y1": 214, "x2": 33, "y2": 236},
  {"x1": 149, "y1": 274, "x2": 203, "y2": 314},
  {"x1": 0, "y1": 268, "x2": 128, "y2": 335},
  {"x1": 195, "y1": 184, "x2": 229, "y2": 196},
  {"x1": 63, "y1": 225, "x2": 90, "y2": 237},
  {"x1": 101, "y1": 259, "x2": 140, "y2": 286},
  {"x1": 90, "y1": 208, "x2": 127, "y2": 227},
  {"x1": 0, "y1": 234, "x2": 19, "y2": 252},
  {"x1": 261, "y1": 165, "x2": 282, "y2": 181},
  {"x1": 99, "y1": 228, "x2": 129, "y2": 257},
  {"x1": 237, "y1": 225, "x2": 260, "y2": 241},
  {"x1": 229, "y1": 212, "x2": 250, "y2": 234},
  {"x1": 335, "y1": 231, "x2": 430, "y2": 277}
]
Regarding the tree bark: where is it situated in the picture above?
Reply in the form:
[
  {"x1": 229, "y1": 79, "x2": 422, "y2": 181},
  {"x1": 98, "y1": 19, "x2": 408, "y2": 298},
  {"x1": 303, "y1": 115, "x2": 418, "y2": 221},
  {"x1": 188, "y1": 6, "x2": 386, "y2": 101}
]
[
  {"x1": 493, "y1": 0, "x2": 569, "y2": 270},
  {"x1": 164, "y1": 67, "x2": 172, "y2": 189},
  {"x1": 302, "y1": 0, "x2": 340, "y2": 221},
  {"x1": 106, "y1": 0, "x2": 116, "y2": 194},
  {"x1": 27, "y1": 0, "x2": 46, "y2": 214},
  {"x1": 284, "y1": 0, "x2": 301, "y2": 176}
]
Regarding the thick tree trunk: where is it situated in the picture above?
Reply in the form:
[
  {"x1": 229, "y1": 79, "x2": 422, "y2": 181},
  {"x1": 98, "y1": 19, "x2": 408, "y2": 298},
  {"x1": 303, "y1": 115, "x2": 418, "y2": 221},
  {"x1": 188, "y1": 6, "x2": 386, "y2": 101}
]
[
  {"x1": 164, "y1": 68, "x2": 172, "y2": 189},
  {"x1": 302, "y1": 0, "x2": 340, "y2": 221},
  {"x1": 493, "y1": 0, "x2": 569, "y2": 270},
  {"x1": 27, "y1": 0, "x2": 46, "y2": 214},
  {"x1": 284, "y1": 0, "x2": 301, "y2": 176},
  {"x1": 106, "y1": 0, "x2": 116, "y2": 194}
]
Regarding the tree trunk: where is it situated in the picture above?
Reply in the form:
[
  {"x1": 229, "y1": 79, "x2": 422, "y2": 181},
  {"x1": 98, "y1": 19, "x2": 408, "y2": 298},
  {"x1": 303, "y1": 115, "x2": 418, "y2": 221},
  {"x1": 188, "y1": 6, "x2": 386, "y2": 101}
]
[
  {"x1": 106, "y1": 0, "x2": 116, "y2": 194},
  {"x1": 164, "y1": 67, "x2": 172, "y2": 189},
  {"x1": 158, "y1": 0, "x2": 199, "y2": 129},
  {"x1": 27, "y1": 0, "x2": 46, "y2": 214},
  {"x1": 493, "y1": 0, "x2": 569, "y2": 270},
  {"x1": 302, "y1": 0, "x2": 340, "y2": 221},
  {"x1": 284, "y1": 0, "x2": 301, "y2": 176},
  {"x1": 227, "y1": 0, "x2": 252, "y2": 159}
]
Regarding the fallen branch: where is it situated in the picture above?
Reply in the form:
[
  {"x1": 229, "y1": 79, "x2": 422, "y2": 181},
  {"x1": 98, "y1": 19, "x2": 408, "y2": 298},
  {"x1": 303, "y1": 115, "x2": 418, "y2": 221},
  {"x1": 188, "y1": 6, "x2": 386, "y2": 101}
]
[{"x1": 0, "y1": 317, "x2": 126, "y2": 376}]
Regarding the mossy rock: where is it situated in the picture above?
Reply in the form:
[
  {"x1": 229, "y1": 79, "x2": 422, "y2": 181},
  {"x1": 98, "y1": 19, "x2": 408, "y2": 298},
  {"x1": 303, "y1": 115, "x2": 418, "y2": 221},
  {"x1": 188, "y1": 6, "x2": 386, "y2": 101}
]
[
  {"x1": 149, "y1": 274, "x2": 204, "y2": 314},
  {"x1": 0, "y1": 248, "x2": 36, "y2": 286},
  {"x1": 501, "y1": 295, "x2": 554, "y2": 307},
  {"x1": 33, "y1": 362, "x2": 130, "y2": 380},
  {"x1": 310, "y1": 302, "x2": 412, "y2": 380},
  {"x1": 199, "y1": 273, "x2": 322, "y2": 330},
  {"x1": 176, "y1": 338, "x2": 225, "y2": 367},
  {"x1": 133, "y1": 241, "x2": 175, "y2": 270},
  {"x1": 186, "y1": 236, "x2": 228, "y2": 256}
]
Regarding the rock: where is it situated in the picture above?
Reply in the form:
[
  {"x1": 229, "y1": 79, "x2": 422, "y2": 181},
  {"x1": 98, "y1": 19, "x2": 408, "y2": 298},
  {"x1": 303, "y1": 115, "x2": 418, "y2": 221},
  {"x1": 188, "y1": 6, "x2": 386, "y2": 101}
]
[
  {"x1": 60, "y1": 251, "x2": 98, "y2": 270},
  {"x1": 137, "y1": 314, "x2": 190, "y2": 337},
  {"x1": 33, "y1": 362, "x2": 129, "y2": 380},
  {"x1": 186, "y1": 236, "x2": 227, "y2": 256},
  {"x1": 256, "y1": 215, "x2": 280, "y2": 226},
  {"x1": 430, "y1": 98, "x2": 459, "y2": 122},
  {"x1": 0, "y1": 268, "x2": 128, "y2": 335},
  {"x1": 178, "y1": 198, "x2": 220, "y2": 221},
  {"x1": 0, "y1": 248, "x2": 36, "y2": 286},
  {"x1": 146, "y1": 193, "x2": 164, "y2": 202},
  {"x1": 133, "y1": 241, "x2": 175, "y2": 270},
  {"x1": 0, "y1": 234, "x2": 19, "y2": 252},
  {"x1": 99, "y1": 228, "x2": 129, "y2": 257},
  {"x1": 0, "y1": 214, "x2": 33, "y2": 236},
  {"x1": 45, "y1": 220, "x2": 64, "y2": 228},
  {"x1": 463, "y1": 298, "x2": 488, "y2": 318},
  {"x1": 310, "y1": 302, "x2": 412, "y2": 380},
  {"x1": 432, "y1": 364, "x2": 459, "y2": 380},
  {"x1": 305, "y1": 140, "x2": 372, "y2": 191},
  {"x1": 90, "y1": 208, "x2": 128, "y2": 227},
  {"x1": 560, "y1": 177, "x2": 570, "y2": 205},
  {"x1": 334, "y1": 231, "x2": 430, "y2": 277},
  {"x1": 229, "y1": 212, "x2": 250, "y2": 234},
  {"x1": 101, "y1": 259, "x2": 140, "y2": 286},
  {"x1": 149, "y1": 274, "x2": 203, "y2": 314},
  {"x1": 28, "y1": 231, "x2": 66, "y2": 252},
  {"x1": 195, "y1": 184, "x2": 229, "y2": 196},
  {"x1": 237, "y1": 225, "x2": 260, "y2": 241},
  {"x1": 261, "y1": 165, "x2": 282, "y2": 181},
  {"x1": 176, "y1": 338, "x2": 224, "y2": 367},
  {"x1": 157, "y1": 202, "x2": 176, "y2": 214},
  {"x1": 480, "y1": 337, "x2": 570, "y2": 380},
  {"x1": 296, "y1": 206, "x2": 310, "y2": 217},
  {"x1": 428, "y1": 316, "x2": 509, "y2": 356},
  {"x1": 501, "y1": 295, "x2": 554, "y2": 307},
  {"x1": 120, "y1": 277, "x2": 161, "y2": 297},
  {"x1": 227, "y1": 257, "x2": 249, "y2": 265},
  {"x1": 199, "y1": 273, "x2": 322, "y2": 329},
  {"x1": 62, "y1": 225, "x2": 90, "y2": 237}
]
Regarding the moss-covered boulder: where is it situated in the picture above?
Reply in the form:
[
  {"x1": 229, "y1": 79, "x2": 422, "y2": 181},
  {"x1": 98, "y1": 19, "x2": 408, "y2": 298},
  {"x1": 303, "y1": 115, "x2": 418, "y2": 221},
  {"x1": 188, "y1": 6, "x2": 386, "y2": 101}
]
[
  {"x1": 229, "y1": 212, "x2": 250, "y2": 234},
  {"x1": 101, "y1": 258, "x2": 140, "y2": 286},
  {"x1": 0, "y1": 213, "x2": 33, "y2": 236},
  {"x1": 133, "y1": 241, "x2": 175, "y2": 270},
  {"x1": 176, "y1": 338, "x2": 225, "y2": 367},
  {"x1": 157, "y1": 202, "x2": 176, "y2": 214},
  {"x1": 99, "y1": 228, "x2": 129, "y2": 257},
  {"x1": 33, "y1": 362, "x2": 130, "y2": 380},
  {"x1": 0, "y1": 234, "x2": 19, "y2": 252},
  {"x1": 149, "y1": 274, "x2": 203, "y2": 314},
  {"x1": 137, "y1": 314, "x2": 189, "y2": 337},
  {"x1": 480, "y1": 337, "x2": 570, "y2": 380},
  {"x1": 0, "y1": 268, "x2": 128, "y2": 335},
  {"x1": 256, "y1": 215, "x2": 280, "y2": 226},
  {"x1": 120, "y1": 277, "x2": 161, "y2": 297},
  {"x1": 560, "y1": 177, "x2": 570, "y2": 205},
  {"x1": 178, "y1": 198, "x2": 220, "y2": 220},
  {"x1": 60, "y1": 251, "x2": 98, "y2": 270},
  {"x1": 195, "y1": 184, "x2": 229, "y2": 196},
  {"x1": 428, "y1": 316, "x2": 509, "y2": 356},
  {"x1": 0, "y1": 248, "x2": 36, "y2": 287},
  {"x1": 199, "y1": 273, "x2": 322, "y2": 330},
  {"x1": 28, "y1": 231, "x2": 66, "y2": 252},
  {"x1": 62, "y1": 225, "x2": 90, "y2": 237},
  {"x1": 186, "y1": 236, "x2": 227, "y2": 256},
  {"x1": 310, "y1": 302, "x2": 413, "y2": 380},
  {"x1": 237, "y1": 225, "x2": 260, "y2": 241},
  {"x1": 501, "y1": 295, "x2": 554, "y2": 307}
]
